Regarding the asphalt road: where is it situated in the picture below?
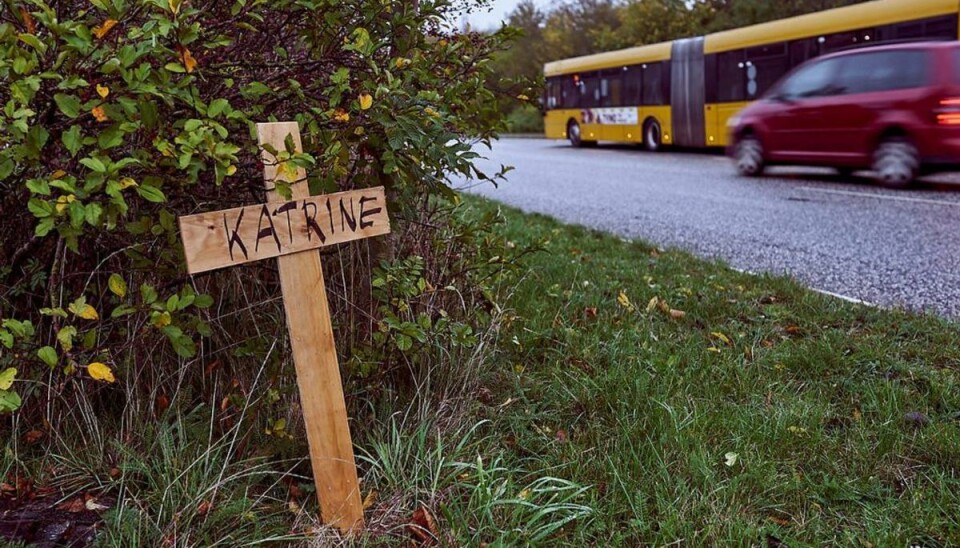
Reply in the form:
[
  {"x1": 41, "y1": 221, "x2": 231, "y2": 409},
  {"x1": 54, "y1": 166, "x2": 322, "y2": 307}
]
[{"x1": 459, "y1": 137, "x2": 960, "y2": 318}]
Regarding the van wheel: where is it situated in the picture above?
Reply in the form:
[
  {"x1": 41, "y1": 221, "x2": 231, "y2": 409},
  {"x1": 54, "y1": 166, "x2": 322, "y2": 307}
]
[
  {"x1": 734, "y1": 135, "x2": 765, "y2": 177},
  {"x1": 643, "y1": 120, "x2": 662, "y2": 152},
  {"x1": 872, "y1": 137, "x2": 919, "y2": 189}
]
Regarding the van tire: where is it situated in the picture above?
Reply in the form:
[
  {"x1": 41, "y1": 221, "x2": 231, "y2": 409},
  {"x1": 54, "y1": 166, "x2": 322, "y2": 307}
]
[
  {"x1": 734, "y1": 134, "x2": 765, "y2": 177},
  {"x1": 643, "y1": 120, "x2": 662, "y2": 152},
  {"x1": 872, "y1": 137, "x2": 919, "y2": 189}
]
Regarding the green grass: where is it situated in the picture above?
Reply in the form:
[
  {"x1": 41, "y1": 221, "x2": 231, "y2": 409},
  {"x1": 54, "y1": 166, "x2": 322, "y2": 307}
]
[{"x1": 469, "y1": 197, "x2": 960, "y2": 545}]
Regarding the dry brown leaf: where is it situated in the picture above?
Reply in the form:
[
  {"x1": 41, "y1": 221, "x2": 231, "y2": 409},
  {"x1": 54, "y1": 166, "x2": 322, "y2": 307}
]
[
  {"x1": 91, "y1": 106, "x2": 109, "y2": 122},
  {"x1": 179, "y1": 45, "x2": 198, "y2": 73},
  {"x1": 555, "y1": 429, "x2": 568, "y2": 443},
  {"x1": 361, "y1": 489, "x2": 378, "y2": 510},
  {"x1": 196, "y1": 500, "x2": 211, "y2": 515},
  {"x1": 93, "y1": 19, "x2": 118, "y2": 40},
  {"x1": 409, "y1": 506, "x2": 438, "y2": 543},
  {"x1": 584, "y1": 307, "x2": 598, "y2": 318},
  {"x1": 20, "y1": 7, "x2": 36, "y2": 34},
  {"x1": 669, "y1": 309, "x2": 686, "y2": 319},
  {"x1": 23, "y1": 430, "x2": 44, "y2": 444}
]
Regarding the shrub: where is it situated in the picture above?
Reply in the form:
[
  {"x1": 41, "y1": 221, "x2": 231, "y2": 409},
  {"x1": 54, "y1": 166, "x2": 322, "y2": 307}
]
[{"x1": 0, "y1": 0, "x2": 519, "y2": 536}]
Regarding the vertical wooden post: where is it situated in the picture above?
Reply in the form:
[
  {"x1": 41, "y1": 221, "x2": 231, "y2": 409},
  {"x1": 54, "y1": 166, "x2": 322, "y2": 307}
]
[{"x1": 256, "y1": 122, "x2": 364, "y2": 532}]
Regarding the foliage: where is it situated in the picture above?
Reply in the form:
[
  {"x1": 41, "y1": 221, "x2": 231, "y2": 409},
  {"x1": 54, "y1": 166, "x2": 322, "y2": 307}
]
[{"x1": 506, "y1": 104, "x2": 544, "y2": 133}]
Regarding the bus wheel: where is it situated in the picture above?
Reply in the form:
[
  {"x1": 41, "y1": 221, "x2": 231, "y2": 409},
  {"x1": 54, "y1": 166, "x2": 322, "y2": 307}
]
[
  {"x1": 568, "y1": 121, "x2": 583, "y2": 148},
  {"x1": 734, "y1": 134, "x2": 765, "y2": 177},
  {"x1": 872, "y1": 137, "x2": 918, "y2": 189},
  {"x1": 643, "y1": 120, "x2": 662, "y2": 152}
]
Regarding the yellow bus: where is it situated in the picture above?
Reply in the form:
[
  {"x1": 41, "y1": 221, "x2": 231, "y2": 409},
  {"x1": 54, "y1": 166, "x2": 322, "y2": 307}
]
[{"x1": 543, "y1": 0, "x2": 960, "y2": 149}]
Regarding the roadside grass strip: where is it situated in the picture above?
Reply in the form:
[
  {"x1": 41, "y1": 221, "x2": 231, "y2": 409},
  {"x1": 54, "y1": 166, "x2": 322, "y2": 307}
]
[{"x1": 468, "y1": 197, "x2": 960, "y2": 545}]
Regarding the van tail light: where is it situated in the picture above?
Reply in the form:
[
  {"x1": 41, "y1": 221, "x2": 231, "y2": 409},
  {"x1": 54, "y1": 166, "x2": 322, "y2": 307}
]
[{"x1": 935, "y1": 97, "x2": 960, "y2": 125}]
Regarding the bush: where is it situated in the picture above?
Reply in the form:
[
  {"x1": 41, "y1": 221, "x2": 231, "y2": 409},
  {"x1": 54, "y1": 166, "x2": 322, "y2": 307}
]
[
  {"x1": 506, "y1": 103, "x2": 544, "y2": 133},
  {"x1": 0, "y1": 0, "x2": 520, "y2": 540}
]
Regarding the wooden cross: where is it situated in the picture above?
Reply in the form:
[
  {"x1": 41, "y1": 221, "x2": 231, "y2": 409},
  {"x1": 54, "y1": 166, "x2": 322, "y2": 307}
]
[{"x1": 178, "y1": 122, "x2": 390, "y2": 533}]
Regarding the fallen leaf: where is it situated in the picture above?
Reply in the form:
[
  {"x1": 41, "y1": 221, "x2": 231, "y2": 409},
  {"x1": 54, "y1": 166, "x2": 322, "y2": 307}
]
[
  {"x1": 555, "y1": 429, "x2": 568, "y2": 443},
  {"x1": 767, "y1": 515, "x2": 791, "y2": 526},
  {"x1": 711, "y1": 331, "x2": 731, "y2": 345},
  {"x1": 196, "y1": 500, "x2": 211, "y2": 515},
  {"x1": 359, "y1": 92, "x2": 373, "y2": 110},
  {"x1": 51, "y1": 170, "x2": 66, "y2": 180},
  {"x1": 362, "y1": 489, "x2": 378, "y2": 510},
  {"x1": 724, "y1": 452, "x2": 739, "y2": 467},
  {"x1": 669, "y1": 309, "x2": 686, "y2": 319},
  {"x1": 584, "y1": 307, "x2": 598, "y2": 318},
  {"x1": 87, "y1": 362, "x2": 116, "y2": 383},
  {"x1": 645, "y1": 296, "x2": 659, "y2": 313},
  {"x1": 409, "y1": 506, "x2": 439, "y2": 543},
  {"x1": 333, "y1": 108, "x2": 350, "y2": 122},
  {"x1": 20, "y1": 8, "x2": 36, "y2": 34},
  {"x1": 179, "y1": 45, "x2": 197, "y2": 73},
  {"x1": 96, "y1": 84, "x2": 109, "y2": 98},
  {"x1": 91, "y1": 106, "x2": 109, "y2": 122},
  {"x1": 86, "y1": 498, "x2": 110, "y2": 511},
  {"x1": 23, "y1": 430, "x2": 43, "y2": 444},
  {"x1": 93, "y1": 19, "x2": 118, "y2": 40},
  {"x1": 168, "y1": 0, "x2": 181, "y2": 15},
  {"x1": 58, "y1": 497, "x2": 86, "y2": 513},
  {"x1": 155, "y1": 393, "x2": 170, "y2": 416}
]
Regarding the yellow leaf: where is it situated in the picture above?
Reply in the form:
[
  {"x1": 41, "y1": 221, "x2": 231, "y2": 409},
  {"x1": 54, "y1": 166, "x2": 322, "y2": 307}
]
[
  {"x1": 225, "y1": 165, "x2": 237, "y2": 176},
  {"x1": 152, "y1": 311, "x2": 171, "y2": 329},
  {"x1": 0, "y1": 368, "x2": 16, "y2": 390},
  {"x1": 617, "y1": 291, "x2": 632, "y2": 309},
  {"x1": 87, "y1": 362, "x2": 116, "y2": 383},
  {"x1": 51, "y1": 170, "x2": 66, "y2": 180},
  {"x1": 181, "y1": 46, "x2": 197, "y2": 73},
  {"x1": 73, "y1": 303, "x2": 99, "y2": 320},
  {"x1": 93, "y1": 19, "x2": 118, "y2": 40},
  {"x1": 96, "y1": 84, "x2": 109, "y2": 98},
  {"x1": 423, "y1": 106, "x2": 439, "y2": 117},
  {"x1": 645, "y1": 296, "x2": 659, "y2": 313},
  {"x1": 91, "y1": 106, "x2": 108, "y2": 122},
  {"x1": 517, "y1": 94, "x2": 530, "y2": 101},
  {"x1": 711, "y1": 331, "x2": 731, "y2": 345},
  {"x1": 333, "y1": 108, "x2": 350, "y2": 122},
  {"x1": 55, "y1": 194, "x2": 76, "y2": 214},
  {"x1": 108, "y1": 273, "x2": 127, "y2": 298},
  {"x1": 277, "y1": 160, "x2": 299, "y2": 182},
  {"x1": 119, "y1": 177, "x2": 138, "y2": 189},
  {"x1": 359, "y1": 93, "x2": 373, "y2": 110},
  {"x1": 394, "y1": 57, "x2": 411, "y2": 69},
  {"x1": 361, "y1": 490, "x2": 378, "y2": 510},
  {"x1": 167, "y1": 0, "x2": 181, "y2": 15}
]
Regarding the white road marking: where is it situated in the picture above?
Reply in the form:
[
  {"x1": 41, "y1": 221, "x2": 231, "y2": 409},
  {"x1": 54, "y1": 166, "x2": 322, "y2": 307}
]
[
  {"x1": 732, "y1": 267, "x2": 878, "y2": 308},
  {"x1": 809, "y1": 287, "x2": 877, "y2": 307},
  {"x1": 797, "y1": 186, "x2": 960, "y2": 207}
]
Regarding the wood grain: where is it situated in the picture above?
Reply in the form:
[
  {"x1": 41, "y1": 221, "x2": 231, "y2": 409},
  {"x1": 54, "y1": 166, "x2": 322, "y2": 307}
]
[
  {"x1": 256, "y1": 122, "x2": 366, "y2": 533},
  {"x1": 178, "y1": 188, "x2": 389, "y2": 274}
]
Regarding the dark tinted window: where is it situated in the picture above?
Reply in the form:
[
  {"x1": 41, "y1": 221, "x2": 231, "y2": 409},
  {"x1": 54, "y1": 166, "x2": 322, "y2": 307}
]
[
  {"x1": 642, "y1": 62, "x2": 668, "y2": 105},
  {"x1": 835, "y1": 50, "x2": 929, "y2": 94},
  {"x1": 704, "y1": 54, "x2": 718, "y2": 103},
  {"x1": 582, "y1": 72, "x2": 600, "y2": 108},
  {"x1": 623, "y1": 66, "x2": 642, "y2": 105},
  {"x1": 718, "y1": 50, "x2": 745, "y2": 102},
  {"x1": 776, "y1": 57, "x2": 842, "y2": 99},
  {"x1": 602, "y1": 70, "x2": 624, "y2": 107},
  {"x1": 746, "y1": 42, "x2": 790, "y2": 99},
  {"x1": 561, "y1": 76, "x2": 580, "y2": 108}
]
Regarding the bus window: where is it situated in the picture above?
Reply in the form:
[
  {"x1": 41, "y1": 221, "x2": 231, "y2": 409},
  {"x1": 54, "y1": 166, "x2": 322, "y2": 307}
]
[
  {"x1": 562, "y1": 76, "x2": 580, "y2": 109},
  {"x1": 717, "y1": 50, "x2": 745, "y2": 102},
  {"x1": 604, "y1": 70, "x2": 624, "y2": 107},
  {"x1": 704, "y1": 54, "x2": 718, "y2": 103},
  {"x1": 624, "y1": 66, "x2": 642, "y2": 106},
  {"x1": 582, "y1": 72, "x2": 600, "y2": 108},
  {"x1": 642, "y1": 62, "x2": 668, "y2": 105},
  {"x1": 746, "y1": 42, "x2": 790, "y2": 99}
]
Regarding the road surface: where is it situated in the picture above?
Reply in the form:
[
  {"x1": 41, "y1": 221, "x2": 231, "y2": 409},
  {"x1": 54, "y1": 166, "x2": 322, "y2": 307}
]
[{"x1": 460, "y1": 138, "x2": 960, "y2": 317}]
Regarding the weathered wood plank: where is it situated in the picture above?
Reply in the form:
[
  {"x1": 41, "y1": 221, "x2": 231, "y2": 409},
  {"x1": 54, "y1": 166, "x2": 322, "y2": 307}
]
[
  {"x1": 178, "y1": 187, "x2": 389, "y2": 275},
  {"x1": 256, "y1": 122, "x2": 366, "y2": 533}
]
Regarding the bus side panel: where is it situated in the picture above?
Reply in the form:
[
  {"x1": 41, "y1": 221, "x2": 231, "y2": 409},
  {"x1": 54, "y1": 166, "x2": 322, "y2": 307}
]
[
  {"x1": 639, "y1": 106, "x2": 673, "y2": 146},
  {"x1": 705, "y1": 105, "x2": 721, "y2": 147},
  {"x1": 714, "y1": 102, "x2": 750, "y2": 147},
  {"x1": 544, "y1": 109, "x2": 577, "y2": 140}
]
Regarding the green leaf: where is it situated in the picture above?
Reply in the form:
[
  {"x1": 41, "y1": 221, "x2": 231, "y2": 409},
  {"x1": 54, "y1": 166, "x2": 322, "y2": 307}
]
[
  {"x1": 208, "y1": 98, "x2": 229, "y2": 118},
  {"x1": 0, "y1": 390, "x2": 22, "y2": 414},
  {"x1": 57, "y1": 326, "x2": 77, "y2": 352},
  {"x1": 38, "y1": 346, "x2": 58, "y2": 366},
  {"x1": 194, "y1": 294, "x2": 214, "y2": 308},
  {"x1": 0, "y1": 331, "x2": 12, "y2": 349},
  {"x1": 18, "y1": 33, "x2": 47, "y2": 54},
  {"x1": 62, "y1": 125, "x2": 83, "y2": 157},
  {"x1": 164, "y1": 62, "x2": 186, "y2": 73},
  {"x1": 80, "y1": 157, "x2": 107, "y2": 173},
  {"x1": 108, "y1": 274, "x2": 127, "y2": 298},
  {"x1": 98, "y1": 126, "x2": 124, "y2": 149},
  {"x1": 0, "y1": 368, "x2": 16, "y2": 390},
  {"x1": 84, "y1": 203, "x2": 103, "y2": 226},
  {"x1": 141, "y1": 284, "x2": 158, "y2": 305},
  {"x1": 111, "y1": 304, "x2": 137, "y2": 318},
  {"x1": 54, "y1": 94, "x2": 82, "y2": 118},
  {"x1": 136, "y1": 185, "x2": 166, "y2": 203},
  {"x1": 28, "y1": 198, "x2": 53, "y2": 218},
  {"x1": 395, "y1": 333, "x2": 412, "y2": 352},
  {"x1": 26, "y1": 179, "x2": 51, "y2": 195}
]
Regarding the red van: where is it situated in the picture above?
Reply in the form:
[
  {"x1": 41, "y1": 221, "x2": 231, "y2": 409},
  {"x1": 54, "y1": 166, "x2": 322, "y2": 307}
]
[{"x1": 728, "y1": 41, "x2": 960, "y2": 188}]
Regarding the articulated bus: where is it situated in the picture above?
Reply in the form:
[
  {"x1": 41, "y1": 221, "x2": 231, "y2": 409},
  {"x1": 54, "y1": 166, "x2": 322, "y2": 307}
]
[{"x1": 543, "y1": 0, "x2": 960, "y2": 149}]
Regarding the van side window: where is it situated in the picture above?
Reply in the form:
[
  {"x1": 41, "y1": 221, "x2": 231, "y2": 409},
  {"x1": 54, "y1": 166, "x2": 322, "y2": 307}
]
[
  {"x1": 835, "y1": 50, "x2": 929, "y2": 94},
  {"x1": 776, "y1": 58, "x2": 841, "y2": 100}
]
